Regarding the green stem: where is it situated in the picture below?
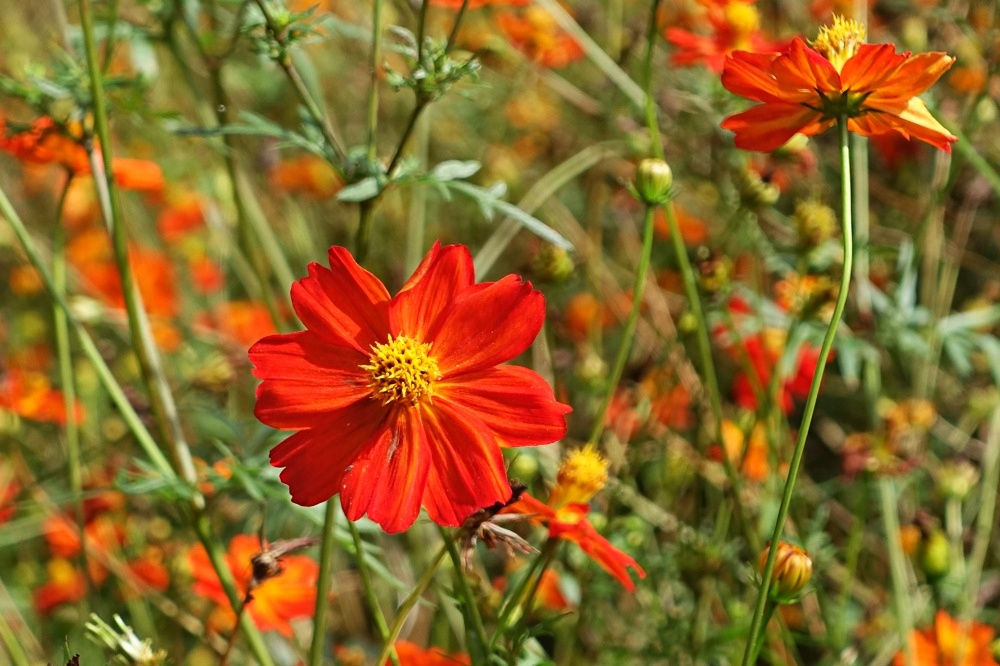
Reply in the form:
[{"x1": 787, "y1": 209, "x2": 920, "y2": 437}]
[
  {"x1": 79, "y1": 0, "x2": 200, "y2": 491},
  {"x1": 347, "y1": 520, "x2": 397, "y2": 666},
  {"x1": 356, "y1": 0, "x2": 387, "y2": 262},
  {"x1": 51, "y1": 174, "x2": 89, "y2": 611},
  {"x1": 749, "y1": 601, "x2": 777, "y2": 663},
  {"x1": 641, "y1": 0, "x2": 663, "y2": 160},
  {"x1": 879, "y1": 477, "x2": 915, "y2": 666},
  {"x1": 308, "y1": 502, "x2": 338, "y2": 666},
  {"x1": 374, "y1": 544, "x2": 448, "y2": 665},
  {"x1": 441, "y1": 526, "x2": 489, "y2": 664},
  {"x1": 585, "y1": 205, "x2": 656, "y2": 446},
  {"x1": 741, "y1": 117, "x2": 855, "y2": 665},
  {"x1": 489, "y1": 538, "x2": 559, "y2": 651},
  {"x1": 192, "y1": 514, "x2": 276, "y2": 666}
]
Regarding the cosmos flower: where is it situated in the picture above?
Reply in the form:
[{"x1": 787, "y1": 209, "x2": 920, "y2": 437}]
[
  {"x1": 721, "y1": 16, "x2": 957, "y2": 152},
  {"x1": 893, "y1": 610, "x2": 999, "y2": 666},
  {"x1": 504, "y1": 446, "x2": 645, "y2": 591},
  {"x1": 188, "y1": 534, "x2": 318, "y2": 637},
  {"x1": 250, "y1": 242, "x2": 570, "y2": 533}
]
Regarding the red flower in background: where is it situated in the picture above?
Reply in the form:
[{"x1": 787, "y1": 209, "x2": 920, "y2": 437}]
[
  {"x1": 893, "y1": 610, "x2": 998, "y2": 666},
  {"x1": 730, "y1": 331, "x2": 821, "y2": 414},
  {"x1": 721, "y1": 16, "x2": 956, "y2": 152},
  {"x1": 495, "y1": 7, "x2": 584, "y2": 69},
  {"x1": 188, "y1": 534, "x2": 318, "y2": 637},
  {"x1": 665, "y1": 0, "x2": 783, "y2": 73},
  {"x1": 250, "y1": 243, "x2": 570, "y2": 533}
]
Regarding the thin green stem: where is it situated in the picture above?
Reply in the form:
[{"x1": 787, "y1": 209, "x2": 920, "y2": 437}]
[
  {"x1": 253, "y1": 0, "x2": 346, "y2": 165},
  {"x1": 879, "y1": 477, "x2": 915, "y2": 666},
  {"x1": 347, "y1": 521, "x2": 396, "y2": 664},
  {"x1": 308, "y1": 502, "x2": 338, "y2": 666},
  {"x1": 586, "y1": 205, "x2": 656, "y2": 446},
  {"x1": 444, "y1": 0, "x2": 472, "y2": 51},
  {"x1": 441, "y1": 526, "x2": 489, "y2": 664},
  {"x1": 489, "y1": 538, "x2": 559, "y2": 652},
  {"x1": 741, "y1": 118, "x2": 855, "y2": 665},
  {"x1": 79, "y1": 0, "x2": 200, "y2": 490},
  {"x1": 0, "y1": 611, "x2": 29, "y2": 666},
  {"x1": 375, "y1": 544, "x2": 448, "y2": 666},
  {"x1": 641, "y1": 0, "x2": 663, "y2": 160},
  {"x1": 356, "y1": 0, "x2": 387, "y2": 262}
]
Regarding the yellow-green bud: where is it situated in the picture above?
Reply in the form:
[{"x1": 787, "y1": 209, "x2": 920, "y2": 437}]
[
  {"x1": 793, "y1": 199, "x2": 837, "y2": 247},
  {"x1": 634, "y1": 158, "x2": 674, "y2": 205},
  {"x1": 529, "y1": 244, "x2": 575, "y2": 283},
  {"x1": 737, "y1": 167, "x2": 779, "y2": 207},
  {"x1": 938, "y1": 459, "x2": 980, "y2": 501},
  {"x1": 760, "y1": 541, "x2": 813, "y2": 603},
  {"x1": 918, "y1": 529, "x2": 950, "y2": 581}
]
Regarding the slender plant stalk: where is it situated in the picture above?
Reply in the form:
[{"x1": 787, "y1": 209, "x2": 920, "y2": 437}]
[
  {"x1": 346, "y1": 521, "x2": 399, "y2": 666},
  {"x1": 489, "y1": 538, "x2": 559, "y2": 651},
  {"x1": 307, "y1": 502, "x2": 338, "y2": 666},
  {"x1": 79, "y1": 0, "x2": 200, "y2": 489},
  {"x1": 355, "y1": 0, "x2": 387, "y2": 262},
  {"x1": 641, "y1": 0, "x2": 663, "y2": 160},
  {"x1": 741, "y1": 118, "x2": 855, "y2": 664},
  {"x1": 585, "y1": 205, "x2": 656, "y2": 446},
  {"x1": 375, "y1": 543, "x2": 449, "y2": 665},
  {"x1": 0, "y1": 611, "x2": 29, "y2": 666},
  {"x1": 440, "y1": 526, "x2": 489, "y2": 663},
  {"x1": 879, "y1": 477, "x2": 915, "y2": 666}
]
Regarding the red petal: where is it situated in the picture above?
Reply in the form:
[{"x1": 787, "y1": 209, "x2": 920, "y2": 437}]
[
  {"x1": 436, "y1": 366, "x2": 570, "y2": 447},
  {"x1": 269, "y1": 408, "x2": 386, "y2": 507},
  {"x1": 721, "y1": 104, "x2": 828, "y2": 152},
  {"x1": 550, "y1": 519, "x2": 646, "y2": 591},
  {"x1": 290, "y1": 246, "x2": 390, "y2": 353},
  {"x1": 340, "y1": 409, "x2": 430, "y2": 533},
  {"x1": 250, "y1": 331, "x2": 372, "y2": 429},
  {"x1": 867, "y1": 51, "x2": 954, "y2": 101},
  {"x1": 431, "y1": 275, "x2": 545, "y2": 377},
  {"x1": 773, "y1": 37, "x2": 840, "y2": 96},
  {"x1": 840, "y1": 43, "x2": 906, "y2": 94},
  {"x1": 391, "y1": 244, "x2": 475, "y2": 341},
  {"x1": 419, "y1": 400, "x2": 512, "y2": 527},
  {"x1": 721, "y1": 50, "x2": 788, "y2": 104}
]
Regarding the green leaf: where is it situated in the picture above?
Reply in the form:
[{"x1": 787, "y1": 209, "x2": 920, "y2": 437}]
[
  {"x1": 440, "y1": 180, "x2": 572, "y2": 249},
  {"x1": 337, "y1": 177, "x2": 381, "y2": 202},
  {"x1": 430, "y1": 160, "x2": 482, "y2": 181}
]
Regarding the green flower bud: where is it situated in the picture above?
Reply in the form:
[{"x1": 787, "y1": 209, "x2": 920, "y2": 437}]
[
  {"x1": 918, "y1": 529, "x2": 950, "y2": 581},
  {"x1": 634, "y1": 158, "x2": 674, "y2": 205}
]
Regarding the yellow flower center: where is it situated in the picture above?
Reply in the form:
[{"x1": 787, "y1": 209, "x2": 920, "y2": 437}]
[
  {"x1": 724, "y1": 3, "x2": 760, "y2": 37},
  {"x1": 811, "y1": 15, "x2": 866, "y2": 72},
  {"x1": 549, "y1": 445, "x2": 609, "y2": 508},
  {"x1": 362, "y1": 335, "x2": 441, "y2": 406}
]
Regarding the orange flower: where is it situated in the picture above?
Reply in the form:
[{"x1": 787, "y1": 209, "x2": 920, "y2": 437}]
[
  {"x1": 269, "y1": 154, "x2": 343, "y2": 199},
  {"x1": 664, "y1": 0, "x2": 783, "y2": 73},
  {"x1": 390, "y1": 640, "x2": 472, "y2": 666},
  {"x1": 156, "y1": 191, "x2": 207, "y2": 243},
  {"x1": 197, "y1": 300, "x2": 278, "y2": 347},
  {"x1": 504, "y1": 447, "x2": 645, "y2": 591},
  {"x1": 0, "y1": 460, "x2": 19, "y2": 526},
  {"x1": 893, "y1": 610, "x2": 999, "y2": 666},
  {"x1": 495, "y1": 7, "x2": 584, "y2": 69},
  {"x1": 0, "y1": 368, "x2": 86, "y2": 425},
  {"x1": 188, "y1": 534, "x2": 318, "y2": 637},
  {"x1": 721, "y1": 16, "x2": 956, "y2": 152},
  {"x1": 716, "y1": 419, "x2": 770, "y2": 481},
  {"x1": 250, "y1": 243, "x2": 571, "y2": 533},
  {"x1": 34, "y1": 558, "x2": 86, "y2": 615}
]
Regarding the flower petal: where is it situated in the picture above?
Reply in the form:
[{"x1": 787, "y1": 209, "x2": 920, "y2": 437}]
[
  {"x1": 431, "y1": 275, "x2": 545, "y2": 377},
  {"x1": 721, "y1": 50, "x2": 790, "y2": 104},
  {"x1": 391, "y1": 243, "x2": 476, "y2": 341},
  {"x1": 840, "y1": 43, "x2": 906, "y2": 94},
  {"x1": 722, "y1": 104, "x2": 828, "y2": 152},
  {"x1": 420, "y1": 400, "x2": 512, "y2": 527},
  {"x1": 550, "y1": 519, "x2": 646, "y2": 591},
  {"x1": 269, "y1": 407, "x2": 386, "y2": 507},
  {"x1": 436, "y1": 366, "x2": 570, "y2": 447},
  {"x1": 340, "y1": 408, "x2": 431, "y2": 533},
  {"x1": 849, "y1": 101, "x2": 956, "y2": 152},
  {"x1": 250, "y1": 331, "x2": 372, "y2": 429},
  {"x1": 769, "y1": 38, "x2": 840, "y2": 98},
  {"x1": 868, "y1": 52, "x2": 955, "y2": 101},
  {"x1": 290, "y1": 246, "x2": 391, "y2": 353}
]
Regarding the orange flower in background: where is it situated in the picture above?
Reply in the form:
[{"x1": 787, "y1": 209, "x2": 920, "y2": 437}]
[
  {"x1": 188, "y1": 534, "x2": 318, "y2": 637},
  {"x1": 156, "y1": 191, "x2": 207, "y2": 243},
  {"x1": 269, "y1": 154, "x2": 343, "y2": 199},
  {"x1": 893, "y1": 610, "x2": 999, "y2": 666},
  {"x1": 730, "y1": 330, "x2": 822, "y2": 414},
  {"x1": 34, "y1": 558, "x2": 86, "y2": 615},
  {"x1": 0, "y1": 460, "x2": 19, "y2": 526},
  {"x1": 250, "y1": 243, "x2": 571, "y2": 533},
  {"x1": 664, "y1": 0, "x2": 783, "y2": 73},
  {"x1": 504, "y1": 447, "x2": 645, "y2": 591},
  {"x1": 716, "y1": 419, "x2": 770, "y2": 481},
  {"x1": 390, "y1": 640, "x2": 472, "y2": 666},
  {"x1": 721, "y1": 16, "x2": 957, "y2": 152},
  {"x1": 0, "y1": 368, "x2": 86, "y2": 425},
  {"x1": 495, "y1": 7, "x2": 584, "y2": 69},
  {"x1": 197, "y1": 300, "x2": 278, "y2": 347}
]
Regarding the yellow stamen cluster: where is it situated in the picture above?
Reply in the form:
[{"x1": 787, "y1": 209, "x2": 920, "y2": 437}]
[
  {"x1": 811, "y1": 15, "x2": 866, "y2": 72},
  {"x1": 362, "y1": 335, "x2": 441, "y2": 406},
  {"x1": 724, "y1": 2, "x2": 760, "y2": 37},
  {"x1": 549, "y1": 445, "x2": 609, "y2": 508}
]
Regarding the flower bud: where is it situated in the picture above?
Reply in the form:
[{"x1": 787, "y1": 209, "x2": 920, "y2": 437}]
[
  {"x1": 528, "y1": 244, "x2": 575, "y2": 283},
  {"x1": 634, "y1": 158, "x2": 673, "y2": 205},
  {"x1": 760, "y1": 541, "x2": 812, "y2": 602},
  {"x1": 918, "y1": 529, "x2": 950, "y2": 581},
  {"x1": 938, "y1": 458, "x2": 980, "y2": 501}
]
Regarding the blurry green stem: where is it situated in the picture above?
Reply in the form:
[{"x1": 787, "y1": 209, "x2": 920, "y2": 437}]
[
  {"x1": 79, "y1": 0, "x2": 200, "y2": 491},
  {"x1": 641, "y1": 0, "x2": 663, "y2": 160},
  {"x1": 347, "y1": 521, "x2": 398, "y2": 666},
  {"x1": 742, "y1": 117, "x2": 855, "y2": 665},
  {"x1": 356, "y1": 0, "x2": 387, "y2": 262},
  {"x1": 490, "y1": 538, "x2": 558, "y2": 651},
  {"x1": 441, "y1": 527, "x2": 489, "y2": 663},
  {"x1": 307, "y1": 502, "x2": 338, "y2": 666},
  {"x1": 0, "y1": 611, "x2": 29, "y2": 666},
  {"x1": 375, "y1": 543, "x2": 448, "y2": 665},
  {"x1": 585, "y1": 205, "x2": 655, "y2": 446},
  {"x1": 192, "y1": 514, "x2": 276, "y2": 666},
  {"x1": 880, "y1": 477, "x2": 915, "y2": 666}
]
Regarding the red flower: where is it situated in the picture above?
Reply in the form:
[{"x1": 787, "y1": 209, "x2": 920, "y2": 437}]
[
  {"x1": 250, "y1": 243, "x2": 570, "y2": 533},
  {"x1": 664, "y1": 0, "x2": 783, "y2": 73},
  {"x1": 188, "y1": 535, "x2": 318, "y2": 637},
  {"x1": 893, "y1": 610, "x2": 998, "y2": 666},
  {"x1": 721, "y1": 17, "x2": 956, "y2": 152}
]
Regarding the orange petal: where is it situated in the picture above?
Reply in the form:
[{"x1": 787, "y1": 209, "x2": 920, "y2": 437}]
[
  {"x1": 391, "y1": 243, "x2": 475, "y2": 341},
  {"x1": 840, "y1": 43, "x2": 907, "y2": 94},
  {"x1": 722, "y1": 103, "x2": 828, "y2": 152}
]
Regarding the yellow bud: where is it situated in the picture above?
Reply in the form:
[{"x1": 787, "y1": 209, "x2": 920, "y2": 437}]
[
  {"x1": 634, "y1": 158, "x2": 674, "y2": 205},
  {"x1": 760, "y1": 541, "x2": 813, "y2": 603}
]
